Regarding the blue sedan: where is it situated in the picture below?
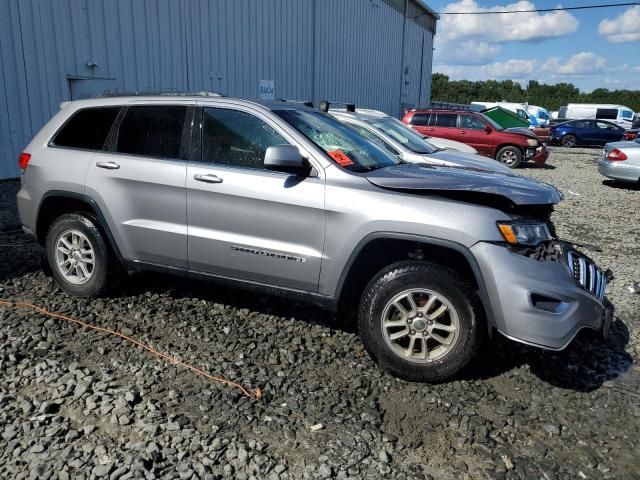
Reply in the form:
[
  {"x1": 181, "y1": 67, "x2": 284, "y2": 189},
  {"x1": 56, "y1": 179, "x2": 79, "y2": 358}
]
[{"x1": 550, "y1": 119, "x2": 625, "y2": 148}]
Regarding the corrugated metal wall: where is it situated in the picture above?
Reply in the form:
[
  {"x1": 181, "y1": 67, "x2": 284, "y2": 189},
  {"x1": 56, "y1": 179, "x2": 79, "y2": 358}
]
[{"x1": 0, "y1": 0, "x2": 435, "y2": 179}]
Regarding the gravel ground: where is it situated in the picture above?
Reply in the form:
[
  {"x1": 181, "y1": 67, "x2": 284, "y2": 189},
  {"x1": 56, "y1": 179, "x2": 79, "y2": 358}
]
[{"x1": 1, "y1": 148, "x2": 639, "y2": 480}]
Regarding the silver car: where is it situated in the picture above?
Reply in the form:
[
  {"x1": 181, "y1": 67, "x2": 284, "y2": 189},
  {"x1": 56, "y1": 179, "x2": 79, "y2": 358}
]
[
  {"x1": 598, "y1": 138, "x2": 640, "y2": 184},
  {"x1": 16, "y1": 94, "x2": 611, "y2": 383},
  {"x1": 329, "y1": 108, "x2": 511, "y2": 173}
]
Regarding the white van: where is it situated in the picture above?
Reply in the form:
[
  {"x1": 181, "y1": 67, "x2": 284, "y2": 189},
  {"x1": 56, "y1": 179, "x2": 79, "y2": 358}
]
[
  {"x1": 559, "y1": 104, "x2": 637, "y2": 129},
  {"x1": 526, "y1": 105, "x2": 551, "y2": 127}
]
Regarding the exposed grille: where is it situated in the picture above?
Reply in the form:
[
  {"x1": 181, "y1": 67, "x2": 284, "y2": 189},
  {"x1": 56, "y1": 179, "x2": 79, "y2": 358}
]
[{"x1": 566, "y1": 251, "x2": 606, "y2": 301}]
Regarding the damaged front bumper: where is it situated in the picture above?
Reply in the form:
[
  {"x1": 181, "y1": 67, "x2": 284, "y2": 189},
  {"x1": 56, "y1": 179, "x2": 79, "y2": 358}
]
[
  {"x1": 527, "y1": 145, "x2": 549, "y2": 165},
  {"x1": 472, "y1": 241, "x2": 611, "y2": 350}
]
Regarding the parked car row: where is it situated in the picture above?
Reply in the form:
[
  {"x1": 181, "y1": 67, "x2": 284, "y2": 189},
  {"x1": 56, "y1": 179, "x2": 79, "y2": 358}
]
[
  {"x1": 16, "y1": 93, "x2": 612, "y2": 383},
  {"x1": 401, "y1": 108, "x2": 548, "y2": 168}
]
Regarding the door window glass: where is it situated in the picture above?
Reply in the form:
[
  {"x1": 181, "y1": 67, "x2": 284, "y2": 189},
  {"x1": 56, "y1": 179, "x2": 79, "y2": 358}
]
[
  {"x1": 569, "y1": 120, "x2": 590, "y2": 129},
  {"x1": 53, "y1": 107, "x2": 120, "y2": 150},
  {"x1": 434, "y1": 114, "x2": 457, "y2": 128},
  {"x1": 596, "y1": 121, "x2": 615, "y2": 129},
  {"x1": 202, "y1": 108, "x2": 289, "y2": 169},
  {"x1": 621, "y1": 110, "x2": 633, "y2": 119},
  {"x1": 459, "y1": 114, "x2": 485, "y2": 130},
  {"x1": 116, "y1": 106, "x2": 188, "y2": 159}
]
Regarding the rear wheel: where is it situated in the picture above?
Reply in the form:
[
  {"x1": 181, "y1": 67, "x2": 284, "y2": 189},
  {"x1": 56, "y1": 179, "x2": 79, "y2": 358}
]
[
  {"x1": 496, "y1": 146, "x2": 523, "y2": 168},
  {"x1": 561, "y1": 134, "x2": 577, "y2": 148},
  {"x1": 45, "y1": 213, "x2": 112, "y2": 297},
  {"x1": 358, "y1": 261, "x2": 482, "y2": 382}
]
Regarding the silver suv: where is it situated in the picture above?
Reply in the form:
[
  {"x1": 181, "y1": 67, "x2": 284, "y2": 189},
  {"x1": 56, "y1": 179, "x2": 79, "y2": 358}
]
[{"x1": 17, "y1": 94, "x2": 612, "y2": 382}]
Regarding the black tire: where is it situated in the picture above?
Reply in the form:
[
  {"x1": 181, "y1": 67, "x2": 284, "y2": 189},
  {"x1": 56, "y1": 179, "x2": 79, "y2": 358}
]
[
  {"x1": 496, "y1": 146, "x2": 523, "y2": 168},
  {"x1": 45, "y1": 213, "x2": 112, "y2": 297},
  {"x1": 561, "y1": 134, "x2": 577, "y2": 148},
  {"x1": 358, "y1": 261, "x2": 482, "y2": 383}
]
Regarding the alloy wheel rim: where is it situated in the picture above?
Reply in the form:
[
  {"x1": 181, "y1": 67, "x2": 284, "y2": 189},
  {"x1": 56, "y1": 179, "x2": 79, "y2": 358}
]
[
  {"x1": 563, "y1": 136, "x2": 575, "y2": 147},
  {"x1": 381, "y1": 288, "x2": 460, "y2": 364},
  {"x1": 55, "y1": 229, "x2": 95, "y2": 285},
  {"x1": 500, "y1": 150, "x2": 518, "y2": 165}
]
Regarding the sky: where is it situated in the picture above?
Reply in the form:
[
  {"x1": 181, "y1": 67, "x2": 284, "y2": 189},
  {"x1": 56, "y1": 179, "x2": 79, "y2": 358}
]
[{"x1": 427, "y1": 0, "x2": 640, "y2": 91}]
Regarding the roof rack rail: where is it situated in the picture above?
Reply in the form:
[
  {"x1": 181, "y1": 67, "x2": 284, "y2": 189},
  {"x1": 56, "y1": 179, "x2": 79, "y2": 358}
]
[
  {"x1": 97, "y1": 90, "x2": 225, "y2": 98},
  {"x1": 319, "y1": 100, "x2": 355, "y2": 113},
  {"x1": 428, "y1": 101, "x2": 471, "y2": 111},
  {"x1": 276, "y1": 98, "x2": 314, "y2": 108}
]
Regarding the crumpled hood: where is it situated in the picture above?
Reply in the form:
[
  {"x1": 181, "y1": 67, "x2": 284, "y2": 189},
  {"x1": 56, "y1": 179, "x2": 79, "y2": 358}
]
[
  {"x1": 421, "y1": 149, "x2": 513, "y2": 174},
  {"x1": 504, "y1": 127, "x2": 538, "y2": 139},
  {"x1": 366, "y1": 163, "x2": 562, "y2": 206}
]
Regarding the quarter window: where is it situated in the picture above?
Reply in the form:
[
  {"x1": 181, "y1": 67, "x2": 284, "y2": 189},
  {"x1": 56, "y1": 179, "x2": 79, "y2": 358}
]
[
  {"x1": 116, "y1": 106, "x2": 188, "y2": 159},
  {"x1": 202, "y1": 108, "x2": 289, "y2": 169},
  {"x1": 596, "y1": 108, "x2": 617, "y2": 120},
  {"x1": 434, "y1": 113, "x2": 457, "y2": 128},
  {"x1": 409, "y1": 113, "x2": 429, "y2": 126},
  {"x1": 52, "y1": 107, "x2": 120, "y2": 150}
]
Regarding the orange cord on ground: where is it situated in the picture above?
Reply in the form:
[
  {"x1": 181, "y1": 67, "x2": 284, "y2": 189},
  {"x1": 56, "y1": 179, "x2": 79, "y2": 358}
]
[{"x1": 0, "y1": 300, "x2": 262, "y2": 400}]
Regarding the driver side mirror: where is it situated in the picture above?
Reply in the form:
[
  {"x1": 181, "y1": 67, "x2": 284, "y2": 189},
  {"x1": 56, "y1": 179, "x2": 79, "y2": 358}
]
[
  {"x1": 484, "y1": 124, "x2": 492, "y2": 134},
  {"x1": 264, "y1": 145, "x2": 310, "y2": 176}
]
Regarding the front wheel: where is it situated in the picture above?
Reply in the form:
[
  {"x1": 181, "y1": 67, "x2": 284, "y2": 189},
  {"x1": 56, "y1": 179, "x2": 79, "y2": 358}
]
[
  {"x1": 496, "y1": 146, "x2": 523, "y2": 168},
  {"x1": 358, "y1": 261, "x2": 482, "y2": 382}
]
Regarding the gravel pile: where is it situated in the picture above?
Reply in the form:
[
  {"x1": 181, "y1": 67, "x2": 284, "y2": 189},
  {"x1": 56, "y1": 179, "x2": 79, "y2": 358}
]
[{"x1": 1, "y1": 148, "x2": 639, "y2": 479}]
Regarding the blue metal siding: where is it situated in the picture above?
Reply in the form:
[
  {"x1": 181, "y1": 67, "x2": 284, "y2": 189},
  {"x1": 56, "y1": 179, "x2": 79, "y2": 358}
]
[{"x1": 0, "y1": 0, "x2": 435, "y2": 179}]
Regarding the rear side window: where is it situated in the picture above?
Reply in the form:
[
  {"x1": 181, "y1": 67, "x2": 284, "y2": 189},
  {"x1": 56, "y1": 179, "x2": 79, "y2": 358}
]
[
  {"x1": 596, "y1": 108, "x2": 617, "y2": 120},
  {"x1": 116, "y1": 106, "x2": 188, "y2": 159},
  {"x1": 409, "y1": 113, "x2": 429, "y2": 126},
  {"x1": 434, "y1": 113, "x2": 457, "y2": 128},
  {"x1": 52, "y1": 107, "x2": 120, "y2": 150},
  {"x1": 202, "y1": 108, "x2": 289, "y2": 169}
]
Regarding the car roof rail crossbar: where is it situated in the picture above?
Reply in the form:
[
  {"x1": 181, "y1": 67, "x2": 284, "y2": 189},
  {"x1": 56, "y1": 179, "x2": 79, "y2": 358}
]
[
  {"x1": 319, "y1": 100, "x2": 356, "y2": 113},
  {"x1": 428, "y1": 101, "x2": 471, "y2": 111},
  {"x1": 276, "y1": 98, "x2": 314, "y2": 108},
  {"x1": 96, "y1": 90, "x2": 225, "y2": 99}
]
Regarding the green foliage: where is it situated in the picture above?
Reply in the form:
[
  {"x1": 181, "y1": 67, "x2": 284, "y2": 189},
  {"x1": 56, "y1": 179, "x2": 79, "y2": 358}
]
[{"x1": 431, "y1": 73, "x2": 640, "y2": 111}]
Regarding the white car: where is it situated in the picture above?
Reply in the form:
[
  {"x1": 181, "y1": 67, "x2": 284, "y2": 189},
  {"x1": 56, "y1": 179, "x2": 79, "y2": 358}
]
[
  {"x1": 329, "y1": 107, "x2": 510, "y2": 172},
  {"x1": 421, "y1": 135, "x2": 478, "y2": 154}
]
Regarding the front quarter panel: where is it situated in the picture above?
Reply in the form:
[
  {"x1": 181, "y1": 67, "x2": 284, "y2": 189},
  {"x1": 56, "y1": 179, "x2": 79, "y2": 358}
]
[{"x1": 319, "y1": 166, "x2": 506, "y2": 296}]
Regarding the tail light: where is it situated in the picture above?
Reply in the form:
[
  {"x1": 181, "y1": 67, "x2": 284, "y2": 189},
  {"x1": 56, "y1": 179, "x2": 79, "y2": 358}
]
[
  {"x1": 18, "y1": 152, "x2": 31, "y2": 169},
  {"x1": 606, "y1": 148, "x2": 627, "y2": 161}
]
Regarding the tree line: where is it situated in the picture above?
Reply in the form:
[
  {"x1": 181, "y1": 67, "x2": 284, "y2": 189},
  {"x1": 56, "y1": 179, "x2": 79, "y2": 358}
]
[{"x1": 430, "y1": 73, "x2": 640, "y2": 112}]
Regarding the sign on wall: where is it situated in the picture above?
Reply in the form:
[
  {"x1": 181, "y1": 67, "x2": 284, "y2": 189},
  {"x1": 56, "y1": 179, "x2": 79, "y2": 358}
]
[{"x1": 259, "y1": 80, "x2": 275, "y2": 100}]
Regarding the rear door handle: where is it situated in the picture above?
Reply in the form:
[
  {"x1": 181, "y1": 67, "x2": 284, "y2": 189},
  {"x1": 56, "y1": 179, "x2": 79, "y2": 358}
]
[
  {"x1": 96, "y1": 161, "x2": 120, "y2": 170},
  {"x1": 194, "y1": 173, "x2": 223, "y2": 184},
  {"x1": 458, "y1": 130, "x2": 466, "y2": 134}
]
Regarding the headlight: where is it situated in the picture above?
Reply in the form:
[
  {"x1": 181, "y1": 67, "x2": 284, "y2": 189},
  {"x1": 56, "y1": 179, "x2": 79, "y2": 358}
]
[
  {"x1": 497, "y1": 222, "x2": 552, "y2": 246},
  {"x1": 527, "y1": 138, "x2": 539, "y2": 147}
]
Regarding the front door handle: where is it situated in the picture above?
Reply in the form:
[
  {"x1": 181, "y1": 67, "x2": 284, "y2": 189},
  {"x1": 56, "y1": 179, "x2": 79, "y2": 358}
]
[
  {"x1": 194, "y1": 173, "x2": 223, "y2": 184},
  {"x1": 96, "y1": 161, "x2": 120, "y2": 170}
]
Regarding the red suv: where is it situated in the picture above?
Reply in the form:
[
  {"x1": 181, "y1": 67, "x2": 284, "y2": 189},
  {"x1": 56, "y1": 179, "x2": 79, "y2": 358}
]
[{"x1": 402, "y1": 109, "x2": 549, "y2": 168}]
